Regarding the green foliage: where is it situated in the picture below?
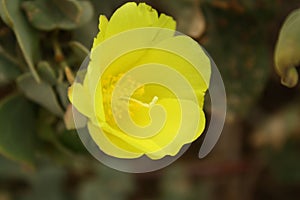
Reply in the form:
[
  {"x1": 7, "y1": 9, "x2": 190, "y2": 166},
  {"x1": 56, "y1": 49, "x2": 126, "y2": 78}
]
[
  {"x1": 37, "y1": 61, "x2": 57, "y2": 86},
  {"x1": 0, "y1": 52, "x2": 21, "y2": 86},
  {"x1": 0, "y1": 94, "x2": 36, "y2": 167},
  {"x1": 56, "y1": 82, "x2": 70, "y2": 109},
  {"x1": 0, "y1": 0, "x2": 41, "y2": 82},
  {"x1": 69, "y1": 41, "x2": 89, "y2": 63},
  {"x1": 22, "y1": 0, "x2": 94, "y2": 31},
  {"x1": 58, "y1": 129, "x2": 87, "y2": 154},
  {"x1": 17, "y1": 73, "x2": 64, "y2": 117},
  {"x1": 0, "y1": 0, "x2": 94, "y2": 129}
]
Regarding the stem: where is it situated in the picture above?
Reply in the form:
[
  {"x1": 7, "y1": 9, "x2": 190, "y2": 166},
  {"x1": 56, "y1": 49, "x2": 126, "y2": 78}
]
[
  {"x1": 52, "y1": 30, "x2": 74, "y2": 84},
  {"x1": 64, "y1": 65, "x2": 75, "y2": 84},
  {"x1": 52, "y1": 32, "x2": 65, "y2": 63}
]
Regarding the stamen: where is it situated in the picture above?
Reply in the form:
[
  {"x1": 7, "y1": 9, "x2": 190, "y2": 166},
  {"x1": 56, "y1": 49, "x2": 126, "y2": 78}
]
[
  {"x1": 101, "y1": 73, "x2": 147, "y2": 126},
  {"x1": 149, "y1": 96, "x2": 158, "y2": 107},
  {"x1": 120, "y1": 97, "x2": 150, "y2": 107},
  {"x1": 120, "y1": 96, "x2": 159, "y2": 108}
]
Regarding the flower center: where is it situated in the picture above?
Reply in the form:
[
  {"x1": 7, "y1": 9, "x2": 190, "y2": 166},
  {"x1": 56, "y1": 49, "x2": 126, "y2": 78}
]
[{"x1": 101, "y1": 73, "x2": 153, "y2": 128}]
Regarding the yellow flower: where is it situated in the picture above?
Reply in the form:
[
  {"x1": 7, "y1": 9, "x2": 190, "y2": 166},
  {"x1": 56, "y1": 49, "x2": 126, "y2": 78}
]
[{"x1": 68, "y1": 2, "x2": 211, "y2": 160}]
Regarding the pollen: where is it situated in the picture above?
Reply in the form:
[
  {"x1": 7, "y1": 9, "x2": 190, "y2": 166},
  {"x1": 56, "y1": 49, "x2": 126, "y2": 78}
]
[{"x1": 101, "y1": 73, "x2": 147, "y2": 127}]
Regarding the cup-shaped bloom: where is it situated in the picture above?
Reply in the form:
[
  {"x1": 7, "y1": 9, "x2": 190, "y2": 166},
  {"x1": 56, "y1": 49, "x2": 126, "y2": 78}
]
[{"x1": 68, "y1": 2, "x2": 211, "y2": 160}]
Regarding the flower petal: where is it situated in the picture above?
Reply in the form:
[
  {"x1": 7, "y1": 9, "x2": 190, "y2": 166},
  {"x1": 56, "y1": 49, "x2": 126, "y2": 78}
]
[
  {"x1": 146, "y1": 98, "x2": 205, "y2": 159},
  {"x1": 92, "y1": 15, "x2": 109, "y2": 49},
  {"x1": 153, "y1": 13, "x2": 176, "y2": 33},
  {"x1": 104, "y1": 2, "x2": 170, "y2": 39},
  {"x1": 93, "y1": 35, "x2": 210, "y2": 108},
  {"x1": 95, "y1": 98, "x2": 204, "y2": 160},
  {"x1": 92, "y1": 2, "x2": 176, "y2": 49},
  {"x1": 68, "y1": 82, "x2": 93, "y2": 119},
  {"x1": 155, "y1": 35, "x2": 211, "y2": 90},
  {"x1": 87, "y1": 121, "x2": 142, "y2": 158}
]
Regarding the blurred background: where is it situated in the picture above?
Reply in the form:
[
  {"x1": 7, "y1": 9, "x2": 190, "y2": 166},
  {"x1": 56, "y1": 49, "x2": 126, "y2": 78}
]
[{"x1": 1, "y1": 0, "x2": 300, "y2": 199}]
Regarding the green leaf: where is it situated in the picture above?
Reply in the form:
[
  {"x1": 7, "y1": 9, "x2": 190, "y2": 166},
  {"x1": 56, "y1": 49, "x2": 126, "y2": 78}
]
[
  {"x1": 0, "y1": 0, "x2": 40, "y2": 82},
  {"x1": 274, "y1": 8, "x2": 300, "y2": 87},
  {"x1": 36, "y1": 110, "x2": 85, "y2": 157},
  {"x1": 22, "y1": 0, "x2": 94, "y2": 31},
  {"x1": 58, "y1": 129, "x2": 87, "y2": 154},
  {"x1": 0, "y1": 94, "x2": 36, "y2": 167},
  {"x1": 36, "y1": 110, "x2": 57, "y2": 142},
  {"x1": 69, "y1": 41, "x2": 89, "y2": 64},
  {"x1": 0, "y1": 54, "x2": 21, "y2": 86},
  {"x1": 56, "y1": 82, "x2": 69, "y2": 109},
  {"x1": 37, "y1": 61, "x2": 56, "y2": 86},
  {"x1": 17, "y1": 73, "x2": 64, "y2": 117}
]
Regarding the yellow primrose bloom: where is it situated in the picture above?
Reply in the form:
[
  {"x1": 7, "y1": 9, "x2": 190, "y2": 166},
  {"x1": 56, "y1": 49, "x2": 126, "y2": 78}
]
[{"x1": 68, "y1": 2, "x2": 211, "y2": 160}]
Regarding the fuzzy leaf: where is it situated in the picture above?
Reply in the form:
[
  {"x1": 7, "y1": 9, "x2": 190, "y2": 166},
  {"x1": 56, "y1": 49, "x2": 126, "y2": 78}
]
[
  {"x1": 0, "y1": 0, "x2": 40, "y2": 82},
  {"x1": 22, "y1": 0, "x2": 94, "y2": 31},
  {"x1": 69, "y1": 41, "x2": 89, "y2": 63},
  {"x1": 37, "y1": 61, "x2": 56, "y2": 86},
  {"x1": 17, "y1": 73, "x2": 64, "y2": 117},
  {"x1": 56, "y1": 82, "x2": 69, "y2": 109},
  {"x1": 0, "y1": 94, "x2": 36, "y2": 167},
  {"x1": 58, "y1": 129, "x2": 87, "y2": 154}
]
